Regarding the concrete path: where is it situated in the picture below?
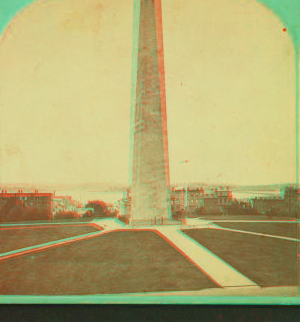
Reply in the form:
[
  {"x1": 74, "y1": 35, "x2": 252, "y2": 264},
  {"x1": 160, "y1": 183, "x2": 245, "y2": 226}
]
[
  {"x1": 211, "y1": 224, "x2": 300, "y2": 242},
  {"x1": 154, "y1": 225, "x2": 258, "y2": 288},
  {"x1": 92, "y1": 218, "x2": 126, "y2": 231}
]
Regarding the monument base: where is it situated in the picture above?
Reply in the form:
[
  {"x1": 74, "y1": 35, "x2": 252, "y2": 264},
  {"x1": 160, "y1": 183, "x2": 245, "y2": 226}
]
[{"x1": 129, "y1": 218, "x2": 179, "y2": 227}]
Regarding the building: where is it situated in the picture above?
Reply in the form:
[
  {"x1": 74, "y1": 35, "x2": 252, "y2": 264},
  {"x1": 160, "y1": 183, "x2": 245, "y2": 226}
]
[
  {"x1": 171, "y1": 187, "x2": 205, "y2": 212},
  {"x1": 52, "y1": 196, "x2": 72, "y2": 216},
  {"x1": 251, "y1": 187, "x2": 300, "y2": 218},
  {"x1": 171, "y1": 186, "x2": 232, "y2": 215},
  {"x1": 203, "y1": 196, "x2": 219, "y2": 214},
  {"x1": 284, "y1": 187, "x2": 299, "y2": 217},
  {"x1": 52, "y1": 195, "x2": 86, "y2": 218},
  {"x1": 0, "y1": 190, "x2": 88, "y2": 222},
  {"x1": 170, "y1": 188, "x2": 184, "y2": 212},
  {"x1": 214, "y1": 186, "x2": 233, "y2": 215},
  {"x1": 116, "y1": 189, "x2": 132, "y2": 218},
  {"x1": 0, "y1": 191, "x2": 53, "y2": 221},
  {"x1": 251, "y1": 197, "x2": 286, "y2": 216},
  {"x1": 129, "y1": 0, "x2": 171, "y2": 224},
  {"x1": 52, "y1": 196, "x2": 83, "y2": 214}
]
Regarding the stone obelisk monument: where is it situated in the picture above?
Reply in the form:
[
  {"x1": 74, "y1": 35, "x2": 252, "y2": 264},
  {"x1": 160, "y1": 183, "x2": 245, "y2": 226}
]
[{"x1": 129, "y1": 0, "x2": 171, "y2": 224}]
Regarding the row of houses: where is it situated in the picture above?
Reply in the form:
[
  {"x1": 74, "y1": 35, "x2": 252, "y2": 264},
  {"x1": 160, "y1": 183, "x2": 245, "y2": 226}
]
[
  {"x1": 0, "y1": 191, "x2": 87, "y2": 221},
  {"x1": 52, "y1": 195, "x2": 85, "y2": 217},
  {"x1": 251, "y1": 187, "x2": 299, "y2": 217},
  {"x1": 170, "y1": 186, "x2": 232, "y2": 214}
]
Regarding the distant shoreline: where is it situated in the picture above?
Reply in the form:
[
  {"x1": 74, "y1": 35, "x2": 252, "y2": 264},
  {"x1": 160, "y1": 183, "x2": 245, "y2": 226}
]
[{"x1": 0, "y1": 182, "x2": 297, "y2": 193}]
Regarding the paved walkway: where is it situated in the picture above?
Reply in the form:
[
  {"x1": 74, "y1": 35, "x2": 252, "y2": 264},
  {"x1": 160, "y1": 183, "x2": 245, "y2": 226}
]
[
  {"x1": 211, "y1": 224, "x2": 300, "y2": 242},
  {"x1": 92, "y1": 218, "x2": 126, "y2": 231},
  {"x1": 154, "y1": 225, "x2": 258, "y2": 288}
]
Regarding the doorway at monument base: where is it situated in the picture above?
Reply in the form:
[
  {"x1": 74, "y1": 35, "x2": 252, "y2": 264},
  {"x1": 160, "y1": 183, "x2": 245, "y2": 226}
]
[{"x1": 129, "y1": 218, "x2": 180, "y2": 227}]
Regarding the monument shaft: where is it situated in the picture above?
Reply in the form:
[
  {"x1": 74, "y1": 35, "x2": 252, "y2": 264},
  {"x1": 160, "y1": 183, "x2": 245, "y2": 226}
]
[{"x1": 129, "y1": 0, "x2": 170, "y2": 223}]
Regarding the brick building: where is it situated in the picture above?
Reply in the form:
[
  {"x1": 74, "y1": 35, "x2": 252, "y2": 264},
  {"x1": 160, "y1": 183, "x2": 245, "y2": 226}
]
[
  {"x1": 171, "y1": 187, "x2": 205, "y2": 212},
  {"x1": 284, "y1": 187, "x2": 299, "y2": 217},
  {"x1": 251, "y1": 197, "x2": 285, "y2": 216},
  {"x1": 250, "y1": 187, "x2": 299, "y2": 218},
  {"x1": 170, "y1": 186, "x2": 232, "y2": 215},
  {"x1": 52, "y1": 195, "x2": 81, "y2": 216},
  {"x1": 116, "y1": 189, "x2": 132, "y2": 218},
  {"x1": 0, "y1": 191, "x2": 53, "y2": 222}
]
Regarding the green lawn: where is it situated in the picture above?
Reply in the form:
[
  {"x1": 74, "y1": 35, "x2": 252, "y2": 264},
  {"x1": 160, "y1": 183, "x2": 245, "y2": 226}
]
[
  {"x1": 213, "y1": 222, "x2": 298, "y2": 239},
  {"x1": 0, "y1": 230, "x2": 218, "y2": 295},
  {"x1": 0, "y1": 224, "x2": 100, "y2": 254},
  {"x1": 183, "y1": 228, "x2": 298, "y2": 287}
]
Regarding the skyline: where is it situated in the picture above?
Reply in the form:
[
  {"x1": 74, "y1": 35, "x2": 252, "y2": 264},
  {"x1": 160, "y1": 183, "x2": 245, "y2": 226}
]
[{"x1": 0, "y1": 0, "x2": 297, "y2": 186}]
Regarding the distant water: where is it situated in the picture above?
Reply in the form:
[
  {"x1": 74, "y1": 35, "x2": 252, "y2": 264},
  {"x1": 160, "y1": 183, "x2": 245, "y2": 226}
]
[{"x1": 232, "y1": 191, "x2": 281, "y2": 200}]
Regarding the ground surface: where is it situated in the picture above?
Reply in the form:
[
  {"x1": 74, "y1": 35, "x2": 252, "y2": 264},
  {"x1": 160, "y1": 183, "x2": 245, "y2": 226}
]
[
  {"x1": 184, "y1": 228, "x2": 298, "y2": 287},
  {"x1": 0, "y1": 224, "x2": 100, "y2": 253},
  {"x1": 213, "y1": 222, "x2": 298, "y2": 239},
  {"x1": 0, "y1": 230, "x2": 218, "y2": 295}
]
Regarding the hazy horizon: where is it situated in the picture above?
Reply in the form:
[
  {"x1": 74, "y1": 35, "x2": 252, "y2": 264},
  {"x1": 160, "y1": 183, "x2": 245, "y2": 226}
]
[{"x1": 0, "y1": 181, "x2": 297, "y2": 190}]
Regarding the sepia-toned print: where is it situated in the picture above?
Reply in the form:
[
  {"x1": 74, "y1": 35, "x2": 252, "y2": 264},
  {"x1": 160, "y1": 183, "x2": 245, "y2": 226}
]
[{"x1": 0, "y1": 0, "x2": 299, "y2": 304}]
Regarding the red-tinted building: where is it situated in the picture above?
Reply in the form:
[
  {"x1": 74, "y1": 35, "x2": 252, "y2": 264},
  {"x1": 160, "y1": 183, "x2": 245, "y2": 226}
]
[
  {"x1": 171, "y1": 186, "x2": 232, "y2": 214},
  {"x1": 284, "y1": 187, "x2": 300, "y2": 217},
  {"x1": 0, "y1": 191, "x2": 53, "y2": 222},
  {"x1": 251, "y1": 197, "x2": 285, "y2": 216}
]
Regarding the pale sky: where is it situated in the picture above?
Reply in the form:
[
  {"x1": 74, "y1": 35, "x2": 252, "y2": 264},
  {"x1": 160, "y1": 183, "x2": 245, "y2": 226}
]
[{"x1": 0, "y1": 0, "x2": 296, "y2": 186}]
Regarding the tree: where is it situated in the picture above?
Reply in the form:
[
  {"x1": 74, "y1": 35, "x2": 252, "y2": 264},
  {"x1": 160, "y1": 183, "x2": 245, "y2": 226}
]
[{"x1": 85, "y1": 200, "x2": 111, "y2": 218}]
